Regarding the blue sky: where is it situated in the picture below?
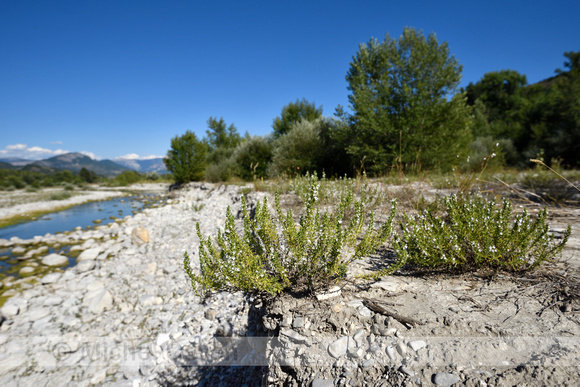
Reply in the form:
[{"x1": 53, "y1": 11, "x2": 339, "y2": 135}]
[{"x1": 1, "y1": 0, "x2": 578, "y2": 161}]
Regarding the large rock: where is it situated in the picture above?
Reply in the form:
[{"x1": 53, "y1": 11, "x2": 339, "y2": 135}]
[
  {"x1": 131, "y1": 226, "x2": 149, "y2": 246},
  {"x1": 41, "y1": 253, "x2": 69, "y2": 267}
]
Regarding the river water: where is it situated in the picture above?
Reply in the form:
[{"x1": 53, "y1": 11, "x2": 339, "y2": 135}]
[
  {"x1": 0, "y1": 194, "x2": 155, "y2": 241},
  {"x1": 0, "y1": 194, "x2": 161, "y2": 277}
]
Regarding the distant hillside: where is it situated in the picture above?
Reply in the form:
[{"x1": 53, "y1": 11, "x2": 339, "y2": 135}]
[
  {"x1": 20, "y1": 164, "x2": 59, "y2": 174},
  {"x1": 114, "y1": 157, "x2": 169, "y2": 174},
  {"x1": 31, "y1": 152, "x2": 130, "y2": 177},
  {"x1": 0, "y1": 161, "x2": 16, "y2": 169},
  {"x1": 0, "y1": 157, "x2": 35, "y2": 167}
]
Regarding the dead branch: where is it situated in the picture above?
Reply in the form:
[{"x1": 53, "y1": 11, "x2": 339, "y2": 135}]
[{"x1": 363, "y1": 297, "x2": 425, "y2": 327}]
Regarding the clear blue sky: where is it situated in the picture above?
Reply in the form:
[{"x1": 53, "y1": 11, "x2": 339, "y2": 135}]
[{"x1": 1, "y1": 0, "x2": 578, "y2": 161}]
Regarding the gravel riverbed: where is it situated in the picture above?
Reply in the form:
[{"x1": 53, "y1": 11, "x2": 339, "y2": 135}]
[{"x1": 0, "y1": 182, "x2": 579, "y2": 386}]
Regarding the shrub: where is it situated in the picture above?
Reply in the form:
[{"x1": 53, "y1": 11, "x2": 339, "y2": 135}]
[
  {"x1": 269, "y1": 118, "x2": 324, "y2": 176},
  {"x1": 204, "y1": 157, "x2": 236, "y2": 183},
  {"x1": 231, "y1": 135, "x2": 273, "y2": 181},
  {"x1": 388, "y1": 193, "x2": 571, "y2": 274},
  {"x1": 49, "y1": 191, "x2": 73, "y2": 201},
  {"x1": 185, "y1": 178, "x2": 397, "y2": 296}
]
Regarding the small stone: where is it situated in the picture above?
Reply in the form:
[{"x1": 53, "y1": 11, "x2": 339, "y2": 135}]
[
  {"x1": 41, "y1": 253, "x2": 69, "y2": 267},
  {"x1": 396, "y1": 342, "x2": 407, "y2": 356},
  {"x1": 328, "y1": 336, "x2": 349, "y2": 358},
  {"x1": 358, "y1": 306, "x2": 372, "y2": 317},
  {"x1": 78, "y1": 248, "x2": 101, "y2": 261},
  {"x1": 433, "y1": 372, "x2": 461, "y2": 386},
  {"x1": 19, "y1": 266, "x2": 35, "y2": 275},
  {"x1": 347, "y1": 347, "x2": 364, "y2": 358},
  {"x1": 11, "y1": 246, "x2": 26, "y2": 255},
  {"x1": 156, "y1": 333, "x2": 170, "y2": 347},
  {"x1": 311, "y1": 378, "x2": 335, "y2": 387},
  {"x1": 408, "y1": 340, "x2": 426, "y2": 352},
  {"x1": 90, "y1": 368, "x2": 107, "y2": 385},
  {"x1": 40, "y1": 272, "x2": 62, "y2": 284},
  {"x1": 0, "y1": 352, "x2": 28, "y2": 372},
  {"x1": 76, "y1": 260, "x2": 96, "y2": 272},
  {"x1": 401, "y1": 365, "x2": 415, "y2": 377},
  {"x1": 280, "y1": 314, "x2": 292, "y2": 327},
  {"x1": 28, "y1": 307, "x2": 51, "y2": 321},
  {"x1": 84, "y1": 288, "x2": 113, "y2": 314},
  {"x1": 331, "y1": 303, "x2": 342, "y2": 313},
  {"x1": 131, "y1": 226, "x2": 149, "y2": 246},
  {"x1": 370, "y1": 280, "x2": 400, "y2": 292},
  {"x1": 280, "y1": 328, "x2": 307, "y2": 343},
  {"x1": 292, "y1": 316, "x2": 305, "y2": 329},
  {"x1": 205, "y1": 308, "x2": 217, "y2": 320},
  {"x1": 353, "y1": 328, "x2": 366, "y2": 345},
  {"x1": 316, "y1": 286, "x2": 341, "y2": 301},
  {"x1": 1, "y1": 303, "x2": 19, "y2": 317},
  {"x1": 362, "y1": 358, "x2": 375, "y2": 369}
]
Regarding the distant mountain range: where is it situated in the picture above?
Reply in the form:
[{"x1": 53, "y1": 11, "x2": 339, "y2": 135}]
[
  {"x1": 113, "y1": 156, "x2": 168, "y2": 174},
  {"x1": 0, "y1": 152, "x2": 168, "y2": 177}
]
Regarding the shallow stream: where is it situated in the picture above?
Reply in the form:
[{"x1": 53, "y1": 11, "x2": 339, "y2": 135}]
[{"x1": 0, "y1": 193, "x2": 162, "y2": 277}]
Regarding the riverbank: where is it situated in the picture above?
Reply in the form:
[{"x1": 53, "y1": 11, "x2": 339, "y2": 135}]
[
  {"x1": 0, "y1": 182, "x2": 578, "y2": 386},
  {"x1": 0, "y1": 183, "x2": 169, "y2": 228}
]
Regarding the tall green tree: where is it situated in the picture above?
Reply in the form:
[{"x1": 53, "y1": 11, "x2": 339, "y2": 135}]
[
  {"x1": 79, "y1": 167, "x2": 98, "y2": 183},
  {"x1": 527, "y1": 51, "x2": 580, "y2": 167},
  {"x1": 272, "y1": 98, "x2": 323, "y2": 138},
  {"x1": 205, "y1": 117, "x2": 242, "y2": 164},
  {"x1": 164, "y1": 130, "x2": 208, "y2": 183},
  {"x1": 345, "y1": 27, "x2": 472, "y2": 174}
]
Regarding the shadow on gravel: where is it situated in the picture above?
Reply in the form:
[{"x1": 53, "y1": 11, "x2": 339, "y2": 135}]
[{"x1": 155, "y1": 297, "x2": 270, "y2": 386}]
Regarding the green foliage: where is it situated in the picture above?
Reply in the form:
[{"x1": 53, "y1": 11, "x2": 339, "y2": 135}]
[
  {"x1": 231, "y1": 135, "x2": 273, "y2": 181},
  {"x1": 204, "y1": 157, "x2": 237, "y2": 183},
  {"x1": 269, "y1": 118, "x2": 325, "y2": 176},
  {"x1": 464, "y1": 52, "x2": 580, "y2": 168},
  {"x1": 185, "y1": 178, "x2": 397, "y2": 297},
  {"x1": 79, "y1": 167, "x2": 99, "y2": 183},
  {"x1": 528, "y1": 51, "x2": 580, "y2": 167},
  {"x1": 465, "y1": 70, "x2": 528, "y2": 124},
  {"x1": 272, "y1": 98, "x2": 323, "y2": 138},
  {"x1": 205, "y1": 117, "x2": 242, "y2": 164},
  {"x1": 0, "y1": 168, "x2": 87, "y2": 190},
  {"x1": 108, "y1": 171, "x2": 142, "y2": 186},
  {"x1": 390, "y1": 194, "x2": 571, "y2": 274},
  {"x1": 345, "y1": 27, "x2": 472, "y2": 174},
  {"x1": 164, "y1": 130, "x2": 208, "y2": 183},
  {"x1": 49, "y1": 191, "x2": 73, "y2": 201}
]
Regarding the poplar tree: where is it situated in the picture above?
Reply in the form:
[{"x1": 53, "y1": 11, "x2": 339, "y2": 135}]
[{"x1": 345, "y1": 27, "x2": 472, "y2": 174}]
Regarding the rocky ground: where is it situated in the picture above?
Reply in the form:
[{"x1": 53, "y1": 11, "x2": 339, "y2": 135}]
[{"x1": 0, "y1": 182, "x2": 578, "y2": 386}]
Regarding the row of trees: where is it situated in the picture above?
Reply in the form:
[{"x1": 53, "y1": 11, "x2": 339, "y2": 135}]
[
  {"x1": 0, "y1": 167, "x2": 167, "y2": 190},
  {"x1": 464, "y1": 51, "x2": 579, "y2": 168},
  {"x1": 165, "y1": 27, "x2": 580, "y2": 183}
]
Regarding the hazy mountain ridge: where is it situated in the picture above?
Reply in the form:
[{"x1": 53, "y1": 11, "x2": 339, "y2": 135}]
[
  {"x1": 114, "y1": 157, "x2": 168, "y2": 174},
  {"x1": 31, "y1": 153, "x2": 131, "y2": 177},
  {"x1": 0, "y1": 153, "x2": 168, "y2": 176}
]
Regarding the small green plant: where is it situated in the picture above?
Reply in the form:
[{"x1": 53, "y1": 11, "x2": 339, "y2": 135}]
[
  {"x1": 49, "y1": 191, "x2": 73, "y2": 201},
  {"x1": 387, "y1": 193, "x2": 571, "y2": 274},
  {"x1": 191, "y1": 203, "x2": 205, "y2": 212},
  {"x1": 184, "y1": 179, "x2": 396, "y2": 297}
]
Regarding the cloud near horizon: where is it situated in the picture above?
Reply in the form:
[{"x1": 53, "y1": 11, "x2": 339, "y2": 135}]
[
  {"x1": 0, "y1": 143, "x2": 70, "y2": 160},
  {"x1": 116, "y1": 153, "x2": 164, "y2": 160}
]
